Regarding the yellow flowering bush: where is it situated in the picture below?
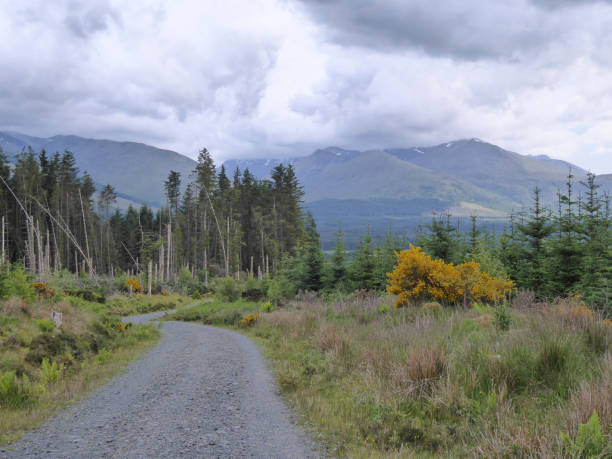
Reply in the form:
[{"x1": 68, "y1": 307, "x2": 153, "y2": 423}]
[
  {"x1": 32, "y1": 282, "x2": 55, "y2": 299},
  {"x1": 239, "y1": 313, "x2": 261, "y2": 328},
  {"x1": 125, "y1": 278, "x2": 141, "y2": 293},
  {"x1": 387, "y1": 245, "x2": 514, "y2": 308},
  {"x1": 161, "y1": 290, "x2": 170, "y2": 296}
]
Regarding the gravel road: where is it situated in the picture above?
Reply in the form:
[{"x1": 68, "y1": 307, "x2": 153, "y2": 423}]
[{"x1": 2, "y1": 311, "x2": 320, "y2": 458}]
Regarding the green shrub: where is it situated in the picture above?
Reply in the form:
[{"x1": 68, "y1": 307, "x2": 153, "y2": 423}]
[
  {"x1": 215, "y1": 309, "x2": 243, "y2": 326},
  {"x1": 490, "y1": 342, "x2": 537, "y2": 393},
  {"x1": 268, "y1": 276, "x2": 295, "y2": 305},
  {"x1": 494, "y1": 305, "x2": 512, "y2": 331},
  {"x1": 113, "y1": 273, "x2": 128, "y2": 293},
  {"x1": 0, "y1": 266, "x2": 35, "y2": 301},
  {"x1": 561, "y1": 410, "x2": 608, "y2": 458},
  {"x1": 178, "y1": 267, "x2": 194, "y2": 293},
  {"x1": 26, "y1": 331, "x2": 82, "y2": 365},
  {"x1": 537, "y1": 335, "x2": 572, "y2": 380},
  {"x1": 261, "y1": 301, "x2": 275, "y2": 313},
  {"x1": 0, "y1": 371, "x2": 36, "y2": 409},
  {"x1": 40, "y1": 358, "x2": 60, "y2": 385},
  {"x1": 34, "y1": 319, "x2": 55, "y2": 333},
  {"x1": 216, "y1": 277, "x2": 240, "y2": 302},
  {"x1": 95, "y1": 349, "x2": 112, "y2": 364},
  {"x1": 241, "y1": 278, "x2": 264, "y2": 301},
  {"x1": 67, "y1": 289, "x2": 106, "y2": 304}
]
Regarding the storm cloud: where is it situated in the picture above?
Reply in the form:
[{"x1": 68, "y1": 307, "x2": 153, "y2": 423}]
[{"x1": 0, "y1": 0, "x2": 611, "y2": 172}]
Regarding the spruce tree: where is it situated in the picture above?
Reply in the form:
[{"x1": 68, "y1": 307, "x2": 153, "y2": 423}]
[
  {"x1": 330, "y1": 223, "x2": 347, "y2": 289},
  {"x1": 549, "y1": 171, "x2": 583, "y2": 296},
  {"x1": 299, "y1": 213, "x2": 323, "y2": 291},
  {"x1": 579, "y1": 173, "x2": 610, "y2": 307},
  {"x1": 351, "y1": 227, "x2": 375, "y2": 290},
  {"x1": 517, "y1": 188, "x2": 554, "y2": 297}
]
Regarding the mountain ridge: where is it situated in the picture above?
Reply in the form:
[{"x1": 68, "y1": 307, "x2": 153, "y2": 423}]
[
  {"x1": 1, "y1": 130, "x2": 609, "y2": 247},
  {"x1": 0, "y1": 131, "x2": 197, "y2": 207}
]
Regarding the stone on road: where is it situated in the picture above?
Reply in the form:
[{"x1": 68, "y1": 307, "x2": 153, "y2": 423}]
[{"x1": 3, "y1": 312, "x2": 320, "y2": 458}]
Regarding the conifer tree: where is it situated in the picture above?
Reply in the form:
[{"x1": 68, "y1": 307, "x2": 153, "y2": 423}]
[
  {"x1": 549, "y1": 171, "x2": 583, "y2": 295},
  {"x1": 517, "y1": 188, "x2": 554, "y2": 297},
  {"x1": 330, "y1": 223, "x2": 347, "y2": 289},
  {"x1": 351, "y1": 227, "x2": 375, "y2": 290}
]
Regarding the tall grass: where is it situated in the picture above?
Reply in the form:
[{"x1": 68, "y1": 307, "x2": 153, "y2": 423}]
[{"x1": 246, "y1": 293, "x2": 612, "y2": 456}]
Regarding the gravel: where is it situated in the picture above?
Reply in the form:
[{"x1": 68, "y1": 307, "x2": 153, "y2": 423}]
[{"x1": 2, "y1": 311, "x2": 321, "y2": 458}]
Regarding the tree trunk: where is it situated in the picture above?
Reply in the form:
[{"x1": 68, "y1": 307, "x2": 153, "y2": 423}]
[{"x1": 148, "y1": 260, "x2": 152, "y2": 296}]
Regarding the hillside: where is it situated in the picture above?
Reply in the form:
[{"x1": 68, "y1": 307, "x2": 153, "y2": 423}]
[
  {"x1": 0, "y1": 131, "x2": 197, "y2": 207},
  {"x1": 223, "y1": 139, "x2": 610, "y2": 247},
  {"x1": 385, "y1": 139, "x2": 588, "y2": 205}
]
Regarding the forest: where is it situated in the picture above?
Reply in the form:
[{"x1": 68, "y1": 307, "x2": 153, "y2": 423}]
[
  {"x1": 0, "y1": 146, "x2": 609, "y2": 312},
  {"x1": 0, "y1": 147, "x2": 303, "y2": 284}
]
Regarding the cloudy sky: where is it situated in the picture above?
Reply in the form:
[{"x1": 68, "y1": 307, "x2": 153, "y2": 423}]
[{"x1": 1, "y1": 0, "x2": 612, "y2": 173}]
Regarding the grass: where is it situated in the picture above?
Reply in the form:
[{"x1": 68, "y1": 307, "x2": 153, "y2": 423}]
[
  {"x1": 171, "y1": 292, "x2": 612, "y2": 457},
  {"x1": 164, "y1": 298, "x2": 260, "y2": 327},
  {"x1": 105, "y1": 293, "x2": 192, "y2": 316},
  {"x1": 0, "y1": 293, "x2": 162, "y2": 444}
]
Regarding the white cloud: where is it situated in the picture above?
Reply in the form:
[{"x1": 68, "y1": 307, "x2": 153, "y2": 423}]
[{"x1": 0, "y1": 0, "x2": 611, "y2": 173}]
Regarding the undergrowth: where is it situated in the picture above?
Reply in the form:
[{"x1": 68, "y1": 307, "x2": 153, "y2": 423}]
[{"x1": 0, "y1": 269, "x2": 163, "y2": 443}]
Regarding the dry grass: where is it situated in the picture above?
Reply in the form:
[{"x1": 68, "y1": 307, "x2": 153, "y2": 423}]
[
  {"x1": 247, "y1": 292, "x2": 612, "y2": 457},
  {"x1": 261, "y1": 309, "x2": 316, "y2": 340},
  {"x1": 565, "y1": 352, "x2": 612, "y2": 437},
  {"x1": 314, "y1": 325, "x2": 351, "y2": 356},
  {"x1": 0, "y1": 297, "x2": 31, "y2": 316}
]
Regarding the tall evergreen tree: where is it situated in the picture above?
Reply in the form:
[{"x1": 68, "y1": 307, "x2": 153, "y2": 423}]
[{"x1": 517, "y1": 188, "x2": 554, "y2": 297}]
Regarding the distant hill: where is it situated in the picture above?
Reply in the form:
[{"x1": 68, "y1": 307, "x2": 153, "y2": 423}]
[
  {"x1": 223, "y1": 139, "x2": 611, "y2": 248},
  {"x1": 0, "y1": 131, "x2": 197, "y2": 207}
]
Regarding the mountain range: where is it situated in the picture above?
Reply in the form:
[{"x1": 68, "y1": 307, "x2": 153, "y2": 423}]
[
  {"x1": 0, "y1": 131, "x2": 196, "y2": 207},
  {"x1": 1, "y1": 131, "x2": 609, "y2": 248},
  {"x1": 225, "y1": 139, "x2": 611, "y2": 247}
]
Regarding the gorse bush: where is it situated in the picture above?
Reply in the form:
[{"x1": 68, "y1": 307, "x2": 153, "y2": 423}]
[
  {"x1": 32, "y1": 282, "x2": 56, "y2": 299},
  {"x1": 239, "y1": 313, "x2": 260, "y2": 328},
  {"x1": 387, "y1": 245, "x2": 514, "y2": 308},
  {"x1": 125, "y1": 278, "x2": 141, "y2": 293}
]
